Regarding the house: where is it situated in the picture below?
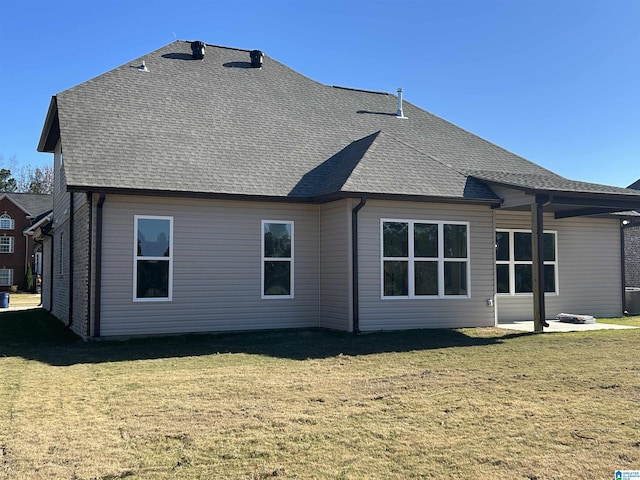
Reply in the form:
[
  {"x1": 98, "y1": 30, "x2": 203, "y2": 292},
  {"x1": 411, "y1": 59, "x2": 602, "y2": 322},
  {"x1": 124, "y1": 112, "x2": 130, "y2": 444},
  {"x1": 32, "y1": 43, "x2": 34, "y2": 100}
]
[
  {"x1": 624, "y1": 179, "x2": 640, "y2": 289},
  {"x1": 0, "y1": 193, "x2": 52, "y2": 292},
  {"x1": 36, "y1": 40, "x2": 640, "y2": 338}
]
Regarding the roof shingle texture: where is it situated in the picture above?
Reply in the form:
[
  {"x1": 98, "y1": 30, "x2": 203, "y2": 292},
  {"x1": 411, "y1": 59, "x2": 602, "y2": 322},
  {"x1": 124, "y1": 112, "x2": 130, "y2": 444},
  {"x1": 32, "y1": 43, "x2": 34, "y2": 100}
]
[{"x1": 50, "y1": 41, "x2": 638, "y2": 201}]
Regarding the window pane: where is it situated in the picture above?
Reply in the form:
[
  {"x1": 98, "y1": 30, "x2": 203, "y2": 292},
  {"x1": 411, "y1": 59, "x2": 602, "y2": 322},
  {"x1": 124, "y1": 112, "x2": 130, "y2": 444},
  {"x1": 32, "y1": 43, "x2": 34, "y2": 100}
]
[
  {"x1": 543, "y1": 233, "x2": 556, "y2": 261},
  {"x1": 515, "y1": 264, "x2": 532, "y2": 293},
  {"x1": 444, "y1": 262, "x2": 467, "y2": 295},
  {"x1": 495, "y1": 232, "x2": 509, "y2": 261},
  {"x1": 383, "y1": 222, "x2": 408, "y2": 257},
  {"x1": 137, "y1": 219, "x2": 170, "y2": 257},
  {"x1": 514, "y1": 232, "x2": 532, "y2": 261},
  {"x1": 137, "y1": 260, "x2": 169, "y2": 298},
  {"x1": 264, "y1": 223, "x2": 291, "y2": 258},
  {"x1": 444, "y1": 224, "x2": 467, "y2": 258},
  {"x1": 414, "y1": 223, "x2": 438, "y2": 258},
  {"x1": 383, "y1": 261, "x2": 408, "y2": 296},
  {"x1": 544, "y1": 265, "x2": 556, "y2": 293},
  {"x1": 496, "y1": 264, "x2": 510, "y2": 293},
  {"x1": 264, "y1": 261, "x2": 291, "y2": 295},
  {"x1": 415, "y1": 261, "x2": 438, "y2": 295}
]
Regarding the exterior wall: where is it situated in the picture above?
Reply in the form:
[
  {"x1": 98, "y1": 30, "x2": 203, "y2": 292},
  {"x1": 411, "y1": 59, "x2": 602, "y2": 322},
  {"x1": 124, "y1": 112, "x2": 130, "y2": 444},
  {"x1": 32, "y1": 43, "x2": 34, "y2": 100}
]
[
  {"x1": 50, "y1": 143, "x2": 75, "y2": 328},
  {"x1": 70, "y1": 197, "x2": 90, "y2": 338},
  {"x1": 356, "y1": 200, "x2": 497, "y2": 331},
  {"x1": 319, "y1": 199, "x2": 352, "y2": 331},
  {"x1": 98, "y1": 195, "x2": 320, "y2": 336},
  {"x1": 495, "y1": 211, "x2": 622, "y2": 321},
  {"x1": 624, "y1": 224, "x2": 640, "y2": 287},
  {"x1": 40, "y1": 237, "x2": 52, "y2": 310},
  {"x1": 0, "y1": 198, "x2": 32, "y2": 290}
]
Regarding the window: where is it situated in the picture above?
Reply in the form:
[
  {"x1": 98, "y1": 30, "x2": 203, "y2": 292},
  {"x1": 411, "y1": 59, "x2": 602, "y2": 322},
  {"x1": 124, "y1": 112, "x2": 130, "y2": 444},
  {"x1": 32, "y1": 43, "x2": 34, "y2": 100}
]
[
  {"x1": 262, "y1": 221, "x2": 293, "y2": 298},
  {"x1": 496, "y1": 230, "x2": 557, "y2": 295},
  {"x1": 134, "y1": 216, "x2": 173, "y2": 301},
  {"x1": 0, "y1": 236, "x2": 14, "y2": 254},
  {"x1": 0, "y1": 214, "x2": 14, "y2": 230},
  {"x1": 381, "y1": 220, "x2": 470, "y2": 298},
  {"x1": 0, "y1": 269, "x2": 12, "y2": 286}
]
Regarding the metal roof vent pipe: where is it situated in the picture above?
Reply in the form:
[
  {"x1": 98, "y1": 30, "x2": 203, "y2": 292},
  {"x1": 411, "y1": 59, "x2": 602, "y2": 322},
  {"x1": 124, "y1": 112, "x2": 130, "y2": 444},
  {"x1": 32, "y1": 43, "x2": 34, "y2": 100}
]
[
  {"x1": 191, "y1": 41, "x2": 206, "y2": 60},
  {"x1": 396, "y1": 87, "x2": 407, "y2": 119},
  {"x1": 250, "y1": 50, "x2": 263, "y2": 68}
]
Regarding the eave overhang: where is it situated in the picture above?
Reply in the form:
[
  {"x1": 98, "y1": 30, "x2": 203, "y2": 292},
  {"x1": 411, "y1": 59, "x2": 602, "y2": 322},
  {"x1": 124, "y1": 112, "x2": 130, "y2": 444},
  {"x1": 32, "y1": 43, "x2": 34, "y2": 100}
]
[{"x1": 38, "y1": 96, "x2": 60, "y2": 153}]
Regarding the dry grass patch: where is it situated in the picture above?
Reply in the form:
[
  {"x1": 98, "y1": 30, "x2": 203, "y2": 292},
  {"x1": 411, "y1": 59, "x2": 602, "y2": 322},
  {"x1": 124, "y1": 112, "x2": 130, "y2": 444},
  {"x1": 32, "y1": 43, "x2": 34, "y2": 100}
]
[{"x1": 1, "y1": 311, "x2": 639, "y2": 479}]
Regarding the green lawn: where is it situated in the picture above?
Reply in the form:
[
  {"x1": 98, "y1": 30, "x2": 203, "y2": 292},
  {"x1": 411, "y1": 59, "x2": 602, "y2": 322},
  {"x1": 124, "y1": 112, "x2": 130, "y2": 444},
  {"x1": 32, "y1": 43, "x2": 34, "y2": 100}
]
[{"x1": 1, "y1": 309, "x2": 639, "y2": 479}]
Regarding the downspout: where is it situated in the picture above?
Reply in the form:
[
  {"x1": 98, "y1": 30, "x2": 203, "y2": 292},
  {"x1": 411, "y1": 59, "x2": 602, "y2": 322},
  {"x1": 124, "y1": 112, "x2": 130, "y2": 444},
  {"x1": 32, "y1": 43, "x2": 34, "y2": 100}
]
[
  {"x1": 44, "y1": 231, "x2": 54, "y2": 312},
  {"x1": 86, "y1": 193, "x2": 93, "y2": 337},
  {"x1": 67, "y1": 193, "x2": 74, "y2": 328},
  {"x1": 94, "y1": 192, "x2": 106, "y2": 337},
  {"x1": 351, "y1": 196, "x2": 367, "y2": 334}
]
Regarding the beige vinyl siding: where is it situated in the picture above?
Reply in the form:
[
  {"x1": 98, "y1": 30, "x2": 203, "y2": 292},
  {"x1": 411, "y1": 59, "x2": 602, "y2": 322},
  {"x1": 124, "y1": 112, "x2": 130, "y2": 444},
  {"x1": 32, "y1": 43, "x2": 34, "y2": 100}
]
[
  {"x1": 356, "y1": 200, "x2": 496, "y2": 331},
  {"x1": 99, "y1": 195, "x2": 320, "y2": 336},
  {"x1": 319, "y1": 199, "x2": 351, "y2": 331},
  {"x1": 495, "y1": 211, "x2": 622, "y2": 321}
]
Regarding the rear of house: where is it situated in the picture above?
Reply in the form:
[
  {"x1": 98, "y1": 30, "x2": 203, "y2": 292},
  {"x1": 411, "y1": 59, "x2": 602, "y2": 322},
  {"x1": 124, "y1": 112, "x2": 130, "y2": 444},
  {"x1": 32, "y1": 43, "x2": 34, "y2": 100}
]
[{"x1": 36, "y1": 40, "x2": 640, "y2": 338}]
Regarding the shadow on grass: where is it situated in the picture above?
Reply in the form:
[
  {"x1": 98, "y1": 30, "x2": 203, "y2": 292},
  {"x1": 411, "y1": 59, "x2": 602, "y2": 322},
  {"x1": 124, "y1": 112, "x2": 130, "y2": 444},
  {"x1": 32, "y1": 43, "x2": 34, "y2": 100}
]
[{"x1": 0, "y1": 308, "x2": 530, "y2": 366}]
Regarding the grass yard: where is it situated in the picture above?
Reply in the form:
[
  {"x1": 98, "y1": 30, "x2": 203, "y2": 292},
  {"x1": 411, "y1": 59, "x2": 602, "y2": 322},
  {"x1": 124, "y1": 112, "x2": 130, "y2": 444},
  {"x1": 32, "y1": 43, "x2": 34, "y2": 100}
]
[{"x1": 1, "y1": 310, "x2": 639, "y2": 479}]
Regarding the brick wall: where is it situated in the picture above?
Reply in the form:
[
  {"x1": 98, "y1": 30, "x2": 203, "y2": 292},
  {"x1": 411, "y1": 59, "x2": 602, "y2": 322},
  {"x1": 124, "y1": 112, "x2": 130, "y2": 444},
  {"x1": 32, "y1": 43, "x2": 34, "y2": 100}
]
[{"x1": 625, "y1": 225, "x2": 640, "y2": 287}]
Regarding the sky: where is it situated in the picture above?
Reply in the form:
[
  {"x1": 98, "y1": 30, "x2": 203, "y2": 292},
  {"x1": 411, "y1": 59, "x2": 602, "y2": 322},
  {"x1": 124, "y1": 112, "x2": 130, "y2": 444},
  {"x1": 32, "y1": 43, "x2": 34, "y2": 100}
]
[{"x1": 0, "y1": 0, "x2": 638, "y2": 187}]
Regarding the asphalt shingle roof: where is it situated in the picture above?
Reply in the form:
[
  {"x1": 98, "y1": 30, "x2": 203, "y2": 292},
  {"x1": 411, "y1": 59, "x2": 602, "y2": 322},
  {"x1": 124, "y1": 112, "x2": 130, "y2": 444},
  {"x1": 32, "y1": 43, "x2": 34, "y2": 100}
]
[
  {"x1": 3, "y1": 193, "x2": 52, "y2": 217},
  {"x1": 40, "y1": 40, "x2": 640, "y2": 203}
]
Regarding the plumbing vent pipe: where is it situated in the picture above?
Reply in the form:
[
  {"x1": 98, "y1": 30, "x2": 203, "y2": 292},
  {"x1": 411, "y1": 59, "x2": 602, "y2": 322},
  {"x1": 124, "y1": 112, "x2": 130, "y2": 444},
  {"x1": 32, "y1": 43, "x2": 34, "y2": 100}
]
[
  {"x1": 250, "y1": 50, "x2": 263, "y2": 68},
  {"x1": 396, "y1": 88, "x2": 406, "y2": 118}
]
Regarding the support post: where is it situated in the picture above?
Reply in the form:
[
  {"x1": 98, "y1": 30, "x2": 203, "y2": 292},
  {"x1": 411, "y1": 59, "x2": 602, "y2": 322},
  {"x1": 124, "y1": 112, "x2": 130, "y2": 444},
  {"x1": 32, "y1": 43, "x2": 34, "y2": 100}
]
[{"x1": 531, "y1": 198, "x2": 548, "y2": 332}]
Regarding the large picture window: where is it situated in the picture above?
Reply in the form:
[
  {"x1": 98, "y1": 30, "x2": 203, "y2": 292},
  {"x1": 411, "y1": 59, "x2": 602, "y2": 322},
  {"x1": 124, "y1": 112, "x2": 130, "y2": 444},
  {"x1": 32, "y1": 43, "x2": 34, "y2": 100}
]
[
  {"x1": 381, "y1": 220, "x2": 470, "y2": 298},
  {"x1": 134, "y1": 216, "x2": 173, "y2": 301},
  {"x1": 262, "y1": 221, "x2": 293, "y2": 298},
  {"x1": 0, "y1": 235, "x2": 14, "y2": 253},
  {"x1": 496, "y1": 230, "x2": 557, "y2": 295}
]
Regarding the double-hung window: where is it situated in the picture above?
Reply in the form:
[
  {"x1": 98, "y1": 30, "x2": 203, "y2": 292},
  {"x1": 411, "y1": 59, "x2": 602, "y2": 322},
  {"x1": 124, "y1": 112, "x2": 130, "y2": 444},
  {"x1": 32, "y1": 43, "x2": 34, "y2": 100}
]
[
  {"x1": 0, "y1": 235, "x2": 14, "y2": 254},
  {"x1": 496, "y1": 230, "x2": 557, "y2": 295},
  {"x1": 381, "y1": 220, "x2": 470, "y2": 298},
  {"x1": 134, "y1": 216, "x2": 173, "y2": 301},
  {"x1": 262, "y1": 221, "x2": 293, "y2": 298},
  {"x1": 0, "y1": 214, "x2": 14, "y2": 230},
  {"x1": 0, "y1": 268, "x2": 12, "y2": 286}
]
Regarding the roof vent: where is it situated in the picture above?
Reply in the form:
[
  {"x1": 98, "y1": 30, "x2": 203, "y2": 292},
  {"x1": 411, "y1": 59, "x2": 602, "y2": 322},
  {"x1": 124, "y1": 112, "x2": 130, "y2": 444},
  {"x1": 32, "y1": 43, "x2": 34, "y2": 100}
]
[
  {"x1": 137, "y1": 60, "x2": 149, "y2": 73},
  {"x1": 250, "y1": 50, "x2": 263, "y2": 68},
  {"x1": 191, "y1": 41, "x2": 206, "y2": 60},
  {"x1": 396, "y1": 88, "x2": 407, "y2": 118}
]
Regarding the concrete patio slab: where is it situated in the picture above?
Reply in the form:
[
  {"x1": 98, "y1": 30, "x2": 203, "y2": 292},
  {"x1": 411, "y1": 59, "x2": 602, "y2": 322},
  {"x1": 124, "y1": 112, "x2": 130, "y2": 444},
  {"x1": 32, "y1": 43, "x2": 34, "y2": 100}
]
[{"x1": 497, "y1": 319, "x2": 638, "y2": 333}]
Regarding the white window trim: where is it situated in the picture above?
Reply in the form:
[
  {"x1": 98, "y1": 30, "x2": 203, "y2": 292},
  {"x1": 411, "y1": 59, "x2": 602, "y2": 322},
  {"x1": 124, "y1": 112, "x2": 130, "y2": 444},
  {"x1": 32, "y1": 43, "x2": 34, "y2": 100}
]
[
  {"x1": 0, "y1": 268, "x2": 13, "y2": 286},
  {"x1": 496, "y1": 229, "x2": 559, "y2": 296},
  {"x1": 261, "y1": 220, "x2": 294, "y2": 299},
  {"x1": 0, "y1": 214, "x2": 14, "y2": 230},
  {"x1": 133, "y1": 215, "x2": 173, "y2": 302},
  {"x1": 0, "y1": 235, "x2": 14, "y2": 254},
  {"x1": 380, "y1": 219, "x2": 471, "y2": 299}
]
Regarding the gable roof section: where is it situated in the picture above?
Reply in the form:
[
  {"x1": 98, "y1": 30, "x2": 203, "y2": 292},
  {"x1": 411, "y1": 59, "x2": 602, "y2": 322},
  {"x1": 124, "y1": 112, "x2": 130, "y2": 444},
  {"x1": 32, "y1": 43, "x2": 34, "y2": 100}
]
[
  {"x1": 0, "y1": 193, "x2": 53, "y2": 217},
  {"x1": 38, "y1": 40, "x2": 639, "y2": 209},
  {"x1": 629, "y1": 179, "x2": 640, "y2": 190}
]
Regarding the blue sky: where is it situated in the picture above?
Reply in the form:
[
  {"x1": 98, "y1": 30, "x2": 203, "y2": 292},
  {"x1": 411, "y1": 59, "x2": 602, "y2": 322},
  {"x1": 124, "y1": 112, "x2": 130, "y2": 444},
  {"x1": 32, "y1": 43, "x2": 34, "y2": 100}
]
[{"x1": 0, "y1": 0, "x2": 638, "y2": 187}]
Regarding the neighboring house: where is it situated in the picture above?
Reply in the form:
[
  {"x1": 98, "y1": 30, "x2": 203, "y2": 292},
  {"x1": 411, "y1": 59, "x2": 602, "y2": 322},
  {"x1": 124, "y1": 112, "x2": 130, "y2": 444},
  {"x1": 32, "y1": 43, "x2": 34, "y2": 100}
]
[
  {"x1": 0, "y1": 193, "x2": 52, "y2": 291},
  {"x1": 36, "y1": 40, "x2": 640, "y2": 339},
  {"x1": 624, "y1": 179, "x2": 640, "y2": 288}
]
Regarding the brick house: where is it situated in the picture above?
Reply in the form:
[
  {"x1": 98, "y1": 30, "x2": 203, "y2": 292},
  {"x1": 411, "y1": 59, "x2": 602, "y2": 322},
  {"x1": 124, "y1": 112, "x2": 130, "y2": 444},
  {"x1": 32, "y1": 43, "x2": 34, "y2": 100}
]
[
  {"x1": 624, "y1": 179, "x2": 640, "y2": 288},
  {"x1": 0, "y1": 193, "x2": 52, "y2": 291}
]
